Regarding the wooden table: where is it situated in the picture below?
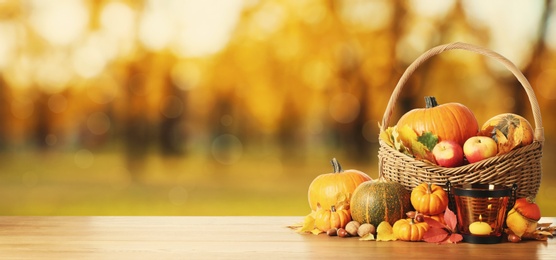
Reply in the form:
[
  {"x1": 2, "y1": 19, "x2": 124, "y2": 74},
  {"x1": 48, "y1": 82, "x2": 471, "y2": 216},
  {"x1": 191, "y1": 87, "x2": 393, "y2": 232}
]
[{"x1": 0, "y1": 216, "x2": 553, "y2": 259}]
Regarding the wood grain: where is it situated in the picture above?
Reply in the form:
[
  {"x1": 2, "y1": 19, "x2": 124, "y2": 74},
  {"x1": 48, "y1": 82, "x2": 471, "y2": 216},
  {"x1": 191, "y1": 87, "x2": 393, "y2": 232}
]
[{"x1": 0, "y1": 216, "x2": 553, "y2": 259}]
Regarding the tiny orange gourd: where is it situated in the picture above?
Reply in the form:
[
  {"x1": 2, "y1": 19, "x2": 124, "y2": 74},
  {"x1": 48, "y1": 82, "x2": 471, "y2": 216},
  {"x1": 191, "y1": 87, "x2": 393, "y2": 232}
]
[
  {"x1": 397, "y1": 96, "x2": 478, "y2": 146},
  {"x1": 393, "y1": 218, "x2": 429, "y2": 241},
  {"x1": 411, "y1": 183, "x2": 449, "y2": 216},
  {"x1": 314, "y1": 205, "x2": 352, "y2": 232}
]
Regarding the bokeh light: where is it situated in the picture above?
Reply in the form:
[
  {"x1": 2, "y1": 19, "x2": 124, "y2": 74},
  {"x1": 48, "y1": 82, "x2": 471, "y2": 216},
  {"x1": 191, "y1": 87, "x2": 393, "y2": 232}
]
[
  {"x1": 28, "y1": 0, "x2": 88, "y2": 46},
  {"x1": 329, "y1": 93, "x2": 361, "y2": 124},
  {"x1": 87, "y1": 112, "x2": 111, "y2": 136},
  {"x1": 48, "y1": 94, "x2": 68, "y2": 114}
]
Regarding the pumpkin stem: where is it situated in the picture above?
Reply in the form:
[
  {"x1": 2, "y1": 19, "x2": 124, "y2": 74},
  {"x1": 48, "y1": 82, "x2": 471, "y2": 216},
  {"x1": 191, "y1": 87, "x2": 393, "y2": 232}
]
[
  {"x1": 331, "y1": 158, "x2": 342, "y2": 173},
  {"x1": 425, "y1": 96, "x2": 438, "y2": 108},
  {"x1": 427, "y1": 183, "x2": 433, "y2": 194},
  {"x1": 331, "y1": 205, "x2": 336, "y2": 212},
  {"x1": 526, "y1": 196, "x2": 536, "y2": 204}
]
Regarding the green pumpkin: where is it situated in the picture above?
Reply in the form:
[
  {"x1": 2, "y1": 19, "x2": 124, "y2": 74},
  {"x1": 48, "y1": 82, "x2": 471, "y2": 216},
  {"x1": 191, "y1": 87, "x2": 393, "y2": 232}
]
[{"x1": 350, "y1": 179, "x2": 412, "y2": 227}]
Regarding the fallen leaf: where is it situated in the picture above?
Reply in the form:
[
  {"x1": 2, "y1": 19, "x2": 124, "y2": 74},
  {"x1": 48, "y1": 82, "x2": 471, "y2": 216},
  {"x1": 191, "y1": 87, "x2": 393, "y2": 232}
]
[
  {"x1": 443, "y1": 207, "x2": 458, "y2": 232},
  {"x1": 423, "y1": 207, "x2": 461, "y2": 244},
  {"x1": 448, "y1": 233, "x2": 463, "y2": 244},
  {"x1": 423, "y1": 227, "x2": 450, "y2": 243},
  {"x1": 359, "y1": 233, "x2": 376, "y2": 241},
  {"x1": 295, "y1": 212, "x2": 323, "y2": 235},
  {"x1": 296, "y1": 213, "x2": 315, "y2": 233},
  {"x1": 376, "y1": 221, "x2": 397, "y2": 241},
  {"x1": 537, "y1": 222, "x2": 553, "y2": 228},
  {"x1": 310, "y1": 228, "x2": 323, "y2": 235}
]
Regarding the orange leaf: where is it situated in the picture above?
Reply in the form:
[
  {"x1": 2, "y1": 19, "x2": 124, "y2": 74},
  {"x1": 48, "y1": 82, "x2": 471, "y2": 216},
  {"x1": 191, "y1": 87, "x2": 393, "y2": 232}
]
[
  {"x1": 444, "y1": 207, "x2": 458, "y2": 232},
  {"x1": 376, "y1": 221, "x2": 397, "y2": 241},
  {"x1": 448, "y1": 233, "x2": 463, "y2": 244},
  {"x1": 395, "y1": 125, "x2": 436, "y2": 163},
  {"x1": 423, "y1": 228, "x2": 450, "y2": 243},
  {"x1": 423, "y1": 207, "x2": 461, "y2": 244}
]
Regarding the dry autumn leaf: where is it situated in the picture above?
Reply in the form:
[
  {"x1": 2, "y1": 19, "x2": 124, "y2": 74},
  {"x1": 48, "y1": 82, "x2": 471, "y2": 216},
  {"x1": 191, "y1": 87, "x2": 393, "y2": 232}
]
[
  {"x1": 380, "y1": 124, "x2": 437, "y2": 163},
  {"x1": 359, "y1": 233, "x2": 376, "y2": 241},
  {"x1": 511, "y1": 124, "x2": 525, "y2": 150},
  {"x1": 379, "y1": 126, "x2": 395, "y2": 148},
  {"x1": 495, "y1": 128, "x2": 513, "y2": 155},
  {"x1": 335, "y1": 192, "x2": 351, "y2": 211},
  {"x1": 423, "y1": 207, "x2": 462, "y2": 244},
  {"x1": 396, "y1": 125, "x2": 437, "y2": 163},
  {"x1": 392, "y1": 126, "x2": 409, "y2": 155},
  {"x1": 295, "y1": 212, "x2": 323, "y2": 235},
  {"x1": 376, "y1": 221, "x2": 397, "y2": 241}
]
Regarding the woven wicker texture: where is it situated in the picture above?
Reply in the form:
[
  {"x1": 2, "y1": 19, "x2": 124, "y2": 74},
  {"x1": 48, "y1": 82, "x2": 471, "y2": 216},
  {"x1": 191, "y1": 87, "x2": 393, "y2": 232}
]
[{"x1": 378, "y1": 42, "x2": 543, "y2": 198}]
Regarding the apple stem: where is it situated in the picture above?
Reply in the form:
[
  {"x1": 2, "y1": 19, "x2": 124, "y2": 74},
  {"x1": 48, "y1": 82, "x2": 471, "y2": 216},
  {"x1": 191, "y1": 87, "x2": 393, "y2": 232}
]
[
  {"x1": 331, "y1": 158, "x2": 342, "y2": 173},
  {"x1": 425, "y1": 96, "x2": 438, "y2": 108}
]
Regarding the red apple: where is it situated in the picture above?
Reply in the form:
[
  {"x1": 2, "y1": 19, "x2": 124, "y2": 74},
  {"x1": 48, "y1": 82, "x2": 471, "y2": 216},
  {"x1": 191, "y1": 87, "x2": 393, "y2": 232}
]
[
  {"x1": 463, "y1": 136, "x2": 498, "y2": 163},
  {"x1": 432, "y1": 140, "x2": 464, "y2": 167}
]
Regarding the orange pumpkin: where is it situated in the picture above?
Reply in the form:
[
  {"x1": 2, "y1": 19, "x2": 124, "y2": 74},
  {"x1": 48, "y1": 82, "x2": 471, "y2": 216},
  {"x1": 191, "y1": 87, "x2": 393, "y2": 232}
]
[
  {"x1": 308, "y1": 158, "x2": 372, "y2": 212},
  {"x1": 410, "y1": 183, "x2": 449, "y2": 216},
  {"x1": 314, "y1": 205, "x2": 351, "y2": 231},
  {"x1": 479, "y1": 113, "x2": 534, "y2": 155},
  {"x1": 426, "y1": 213, "x2": 445, "y2": 225},
  {"x1": 393, "y1": 218, "x2": 429, "y2": 241},
  {"x1": 397, "y1": 96, "x2": 478, "y2": 146}
]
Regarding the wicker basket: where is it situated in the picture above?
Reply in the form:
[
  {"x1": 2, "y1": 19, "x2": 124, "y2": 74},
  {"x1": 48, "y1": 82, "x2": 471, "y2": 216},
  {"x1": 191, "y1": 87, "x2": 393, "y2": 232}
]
[{"x1": 378, "y1": 42, "x2": 544, "y2": 199}]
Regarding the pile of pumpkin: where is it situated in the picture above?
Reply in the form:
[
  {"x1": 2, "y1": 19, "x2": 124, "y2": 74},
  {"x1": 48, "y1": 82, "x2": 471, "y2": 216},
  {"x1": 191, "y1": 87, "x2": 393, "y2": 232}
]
[
  {"x1": 380, "y1": 96, "x2": 534, "y2": 167},
  {"x1": 293, "y1": 158, "x2": 551, "y2": 243}
]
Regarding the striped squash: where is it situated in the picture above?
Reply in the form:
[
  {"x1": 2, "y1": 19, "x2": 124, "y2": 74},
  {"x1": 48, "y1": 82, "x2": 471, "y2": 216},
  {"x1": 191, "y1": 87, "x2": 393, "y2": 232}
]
[{"x1": 350, "y1": 179, "x2": 412, "y2": 227}]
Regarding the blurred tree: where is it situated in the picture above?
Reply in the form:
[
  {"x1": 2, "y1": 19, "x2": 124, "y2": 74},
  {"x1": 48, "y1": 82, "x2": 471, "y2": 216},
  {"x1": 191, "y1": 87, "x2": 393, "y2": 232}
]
[
  {"x1": 122, "y1": 56, "x2": 153, "y2": 181},
  {"x1": 0, "y1": 76, "x2": 8, "y2": 150},
  {"x1": 520, "y1": 0, "x2": 552, "y2": 121}
]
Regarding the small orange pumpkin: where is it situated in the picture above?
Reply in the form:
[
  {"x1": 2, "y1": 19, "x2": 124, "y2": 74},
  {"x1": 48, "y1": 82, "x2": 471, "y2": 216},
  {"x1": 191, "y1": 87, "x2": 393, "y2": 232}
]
[
  {"x1": 314, "y1": 205, "x2": 351, "y2": 232},
  {"x1": 397, "y1": 96, "x2": 478, "y2": 146},
  {"x1": 426, "y1": 213, "x2": 445, "y2": 225},
  {"x1": 393, "y1": 218, "x2": 429, "y2": 241},
  {"x1": 308, "y1": 158, "x2": 372, "y2": 212},
  {"x1": 410, "y1": 183, "x2": 449, "y2": 216}
]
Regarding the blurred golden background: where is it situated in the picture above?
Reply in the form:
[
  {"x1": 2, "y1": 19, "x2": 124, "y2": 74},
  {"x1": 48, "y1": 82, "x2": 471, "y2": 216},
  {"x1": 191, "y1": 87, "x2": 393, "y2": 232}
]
[{"x1": 0, "y1": 0, "x2": 555, "y2": 216}]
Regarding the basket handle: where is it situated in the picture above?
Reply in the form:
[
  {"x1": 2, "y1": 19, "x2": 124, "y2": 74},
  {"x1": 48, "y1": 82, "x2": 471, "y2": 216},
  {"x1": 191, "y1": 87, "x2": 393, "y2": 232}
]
[{"x1": 380, "y1": 42, "x2": 544, "y2": 142}]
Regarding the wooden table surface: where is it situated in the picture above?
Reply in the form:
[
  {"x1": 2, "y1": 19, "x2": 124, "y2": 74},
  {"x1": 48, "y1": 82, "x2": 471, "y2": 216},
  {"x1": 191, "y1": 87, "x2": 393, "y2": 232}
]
[{"x1": 0, "y1": 216, "x2": 553, "y2": 259}]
